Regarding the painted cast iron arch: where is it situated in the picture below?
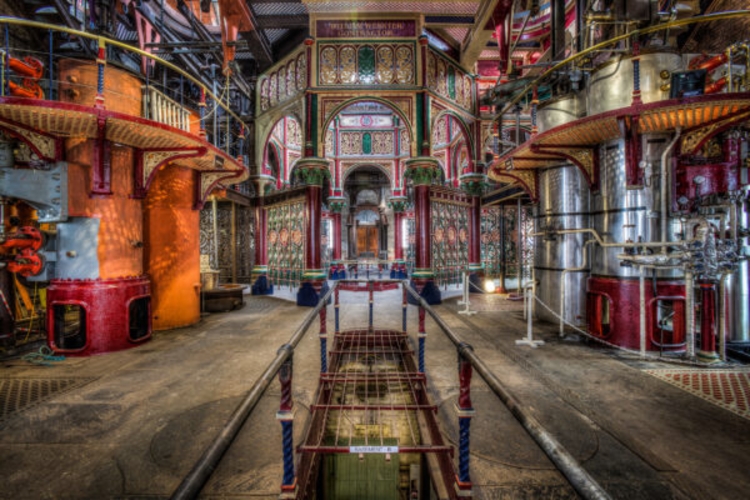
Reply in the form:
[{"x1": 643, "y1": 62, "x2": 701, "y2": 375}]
[{"x1": 319, "y1": 97, "x2": 415, "y2": 159}]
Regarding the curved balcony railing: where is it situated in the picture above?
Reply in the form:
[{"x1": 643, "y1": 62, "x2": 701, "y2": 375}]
[{"x1": 0, "y1": 17, "x2": 251, "y2": 193}]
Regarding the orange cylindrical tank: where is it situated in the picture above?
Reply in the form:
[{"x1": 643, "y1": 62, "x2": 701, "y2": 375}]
[
  {"x1": 144, "y1": 165, "x2": 200, "y2": 330},
  {"x1": 65, "y1": 140, "x2": 144, "y2": 278},
  {"x1": 58, "y1": 58, "x2": 142, "y2": 115}
]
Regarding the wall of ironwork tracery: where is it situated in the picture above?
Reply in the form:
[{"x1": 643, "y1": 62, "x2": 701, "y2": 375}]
[
  {"x1": 266, "y1": 197, "x2": 306, "y2": 289},
  {"x1": 199, "y1": 202, "x2": 255, "y2": 284},
  {"x1": 430, "y1": 187, "x2": 469, "y2": 287}
]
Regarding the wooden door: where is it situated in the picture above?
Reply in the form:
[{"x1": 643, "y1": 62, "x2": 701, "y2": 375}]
[{"x1": 356, "y1": 226, "x2": 378, "y2": 257}]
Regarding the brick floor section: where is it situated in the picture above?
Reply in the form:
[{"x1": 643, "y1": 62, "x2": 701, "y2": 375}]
[{"x1": 644, "y1": 368, "x2": 750, "y2": 420}]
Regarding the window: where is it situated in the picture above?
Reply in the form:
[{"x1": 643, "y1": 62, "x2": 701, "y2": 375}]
[{"x1": 53, "y1": 304, "x2": 87, "y2": 351}]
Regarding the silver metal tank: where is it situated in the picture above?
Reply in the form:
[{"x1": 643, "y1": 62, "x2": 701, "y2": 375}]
[
  {"x1": 535, "y1": 165, "x2": 590, "y2": 326},
  {"x1": 587, "y1": 51, "x2": 682, "y2": 115},
  {"x1": 590, "y1": 136, "x2": 682, "y2": 279},
  {"x1": 728, "y1": 197, "x2": 749, "y2": 342},
  {"x1": 537, "y1": 93, "x2": 585, "y2": 134}
]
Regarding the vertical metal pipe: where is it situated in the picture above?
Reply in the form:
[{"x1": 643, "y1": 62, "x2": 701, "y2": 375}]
[
  {"x1": 231, "y1": 202, "x2": 237, "y2": 282},
  {"x1": 719, "y1": 273, "x2": 728, "y2": 361},
  {"x1": 334, "y1": 287, "x2": 340, "y2": 334},
  {"x1": 517, "y1": 197, "x2": 523, "y2": 292},
  {"x1": 685, "y1": 271, "x2": 695, "y2": 358},
  {"x1": 319, "y1": 307, "x2": 327, "y2": 373},
  {"x1": 368, "y1": 280, "x2": 374, "y2": 329},
  {"x1": 660, "y1": 129, "x2": 681, "y2": 253},
  {"x1": 212, "y1": 196, "x2": 219, "y2": 271},
  {"x1": 639, "y1": 266, "x2": 647, "y2": 359},
  {"x1": 402, "y1": 285, "x2": 408, "y2": 333},
  {"x1": 418, "y1": 306, "x2": 426, "y2": 374},
  {"x1": 48, "y1": 29, "x2": 53, "y2": 100}
]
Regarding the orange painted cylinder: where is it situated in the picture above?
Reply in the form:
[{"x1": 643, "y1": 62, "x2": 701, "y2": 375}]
[
  {"x1": 65, "y1": 141, "x2": 144, "y2": 278},
  {"x1": 58, "y1": 59, "x2": 142, "y2": 114},
  {"x1": 144, "y1": 166, "x2": 200, "y2": 330}
]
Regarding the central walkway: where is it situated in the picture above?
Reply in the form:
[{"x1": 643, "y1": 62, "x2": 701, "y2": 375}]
[{"x1": 0, "y1": 285, "x2": 749, "y2": 499}]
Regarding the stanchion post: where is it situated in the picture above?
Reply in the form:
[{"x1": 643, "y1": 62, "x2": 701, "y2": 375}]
[
  {"x1": 319, "y1": 307, "x2": 327, "y2": 373},
  {"x1": 277, "y1": 351, "x2": 296, "y2": 497},
  {"x1": 458, "y1": 271, "x2": 476, "y2": 316},
  {"x1": 334, "y1": 287, "x2": 340, "y2": 334},
  {"x1": 456, "y1": 345, "x2": 475, "y2": 496},
  {"x1": 402, "y1": 284, "x2": 408, "y2": 333},
  {"x1": 368, "y1": 280, "x2": 374, "y2": 330},
  {"x1": 418, "y1": 306, "x2": 426, "y2": 374},
  {"x1": 516, "y1": 285, "x2": 545, "y2": 348}
]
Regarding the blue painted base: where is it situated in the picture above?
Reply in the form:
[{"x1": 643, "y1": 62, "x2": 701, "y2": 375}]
[
  {"x1": 407, "y1": 279, "x2": 442, "y2": 305},
  {"x1": 469, "y1": 273, "x2": 483, "y2": 294},
  {"x1": 251, "y1": 275, "x2": 274, "y2": 295},
  {"x1": 329, "y1": 269, "x2": 347, "y2": 280},
  {"x1": 296, "y1": 281, "x2": 331, "y2": 307},
  {"x1": 390, "y1": 269, "x2": 408, "y2": 279}
]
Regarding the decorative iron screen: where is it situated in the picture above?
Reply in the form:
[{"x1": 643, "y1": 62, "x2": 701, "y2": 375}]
[
  {"x1": 430, "y1": 188, "x2": 469, "y2": 287},
  {"x1": 481, "y1": 207, "x2": 501, "y2": 279},
  {"x1": 199, "y1": 202, "x2": 255, "y2": 284},
  {"x1": 266, "y1": 197, "x2": 306, "y2": 289}
]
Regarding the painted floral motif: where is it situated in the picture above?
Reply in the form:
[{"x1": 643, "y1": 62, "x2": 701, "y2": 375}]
[
  {"x1": 260, "y1": 78, "x2": 269, "y2": 111},
  {"x1": 297, "y1": 54, "x2": 307, "y2": 90},
  {"x1": 437, "y1": 59, "x2": 447, "y2": 96},
  {"x1": 291, "y1": 229, "x2": 302, "y2": 246},
  {"x1": 434, "y1": 226, "x2": 445, "y2": 243},
  {"x1": 459, "y1": 227, "x2": 468, "y2": 243},
  {"x1": 320, "y1": 46, "x2": 337, "y2": 85},
  {"x1": 400, "y1": 129, "x2": 410, "y2": 155},
  {"x1": 268, "y1": 229, "x2": 278, "y2": 245},
  {"x1": 279, "y1": 227, "x2": 289, "y2": 246},
  {"x1": 447, "y1": 226, "x2": 457, "y2": 245},
  {"x1": 278, "y1": 66, "x2": 287, "y2": 99},
  {"x1": 372, "y1": 132, "x2": 393, "y2": 155},
  {"x1": 340, "y1": 46, "x2": 357, "y2": 84},
  {"x1": 269, "y1": 76, "x2": 278, "y2": 107},
  {"x1": 376, "y1": 46, "x2": 394, "y2": 84},
  {"x1": 427, "y1": 53, "x2": 436, "y2": 89},
  {"x1": 463, "y1": 76, "x2": 473, "y2": 109},
  {"x1": 396, "y1": 46, "x2": 414, "y2": 83},
  {"x1": 286, "y1": 61, "x2": 296, "y2": 97}
]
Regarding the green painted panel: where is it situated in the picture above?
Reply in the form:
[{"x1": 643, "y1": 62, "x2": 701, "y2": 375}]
[
  {"x1": 362, "y1": 132, "x2": 372, "y2": 154},
  {"x1": 358, "y1": 46, "x2": 376, "y2": 84},
  {"x1": 448, "y1": 66, "x2": 456, "y2": 100}
]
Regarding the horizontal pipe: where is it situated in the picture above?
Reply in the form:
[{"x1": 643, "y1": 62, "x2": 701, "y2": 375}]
[
  {"x1": 403, "y1": 282, "x2": 612, "y2": 500},
  {"x1": 170, "y1": 281, "x2": 338, "y2": 500}
]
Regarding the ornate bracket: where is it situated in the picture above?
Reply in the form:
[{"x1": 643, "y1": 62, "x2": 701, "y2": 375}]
[
  {"x1": 327, "y1": 195, "x2": 347, "y2": 213},
  {"x1": 680, "y1": 109, "x2": 750, "y2": 155},
  {"x1": 459, "y1": 172, "x2": 487, "y2": 197},
  {"x1": 530, "y1": 143, "x2": 598, "y2": 188},
  {"x1": 294, "y1": 157, "x2": 331, "y2": 186},
  {"x1": 404, "y1": 156, "x2": 441, "y2": 186},
  {"x1": 388, "y1": 195, "x2": 409, "y2": 213},
  {"x1": 133, "y1": 146, "x2": 206, "y2": 199},
  {"x1": 194, "y1": 169, "x2": 244, "y2": 209},
  {"x1": 0, "y1": 118, "x2": 61, "y2": 162},
  {"x1": 488, "y1": 169, "x2": 539, "y2": 202}
]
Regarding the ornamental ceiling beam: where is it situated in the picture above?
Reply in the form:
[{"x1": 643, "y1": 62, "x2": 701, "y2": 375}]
[{"x1": 460, "y1": 0, "x2": 512, "y2": 71}]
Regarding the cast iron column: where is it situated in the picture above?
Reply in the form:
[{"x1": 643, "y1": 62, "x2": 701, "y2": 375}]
[
  {"x1": 277, "y1": 350, "x2": 296, "y2": 497},
  {"x1": 328, "y1": 196, "x2": 346, "y2": 279},
  {"x1": 460, "y1": 172, "x2": 486, "y2": 294},
  {"x1": 251, "y1": 175, "x2": 274, "y2": 295},
  {"x1": 404, "y1": 157, "x2": 441, "y2": 304},
  {"x1": 296, "y1": 157, "x2": 330, "y2": 306},
  {"x1": 389, "y1": 195, "x2": 409, "y2": 279}
]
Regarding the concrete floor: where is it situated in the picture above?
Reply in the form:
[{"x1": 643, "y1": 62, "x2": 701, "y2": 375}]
[{"x1": 1, "y1": 285, "x2": 749, "y2": 500}]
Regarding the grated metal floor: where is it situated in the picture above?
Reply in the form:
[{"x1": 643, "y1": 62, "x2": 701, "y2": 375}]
[{"x1": 0, "y1": 377, "x2": 96, "y2": 422}]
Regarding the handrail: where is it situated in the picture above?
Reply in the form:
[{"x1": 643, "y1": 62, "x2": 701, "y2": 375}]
[
  {"x1": 494, "y1": 10, "x2": 750, "y2": 120},
  {"x1": 170, "y1": 281, "x2": 338, "y2": 500},
  {"x1": 403, "y1": 281, "x2": 612, "y2": 500},
  {"x1": 0, "y1": 16, "x2": 244, "y2": 125}
]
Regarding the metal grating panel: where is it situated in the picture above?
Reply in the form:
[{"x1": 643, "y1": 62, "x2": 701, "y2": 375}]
[
  {"x1": 0, "y1": 377, "x2": 97, "y2": 421},
  {"x1": 253, "y1": 3, "x2": 309, "y2": 16},
  {"x1": 265, "y1": 28, "x2": 290, "y2": 44},
  {"x1": 305, "y1": 1, "x2": 479, "y2": 15}
]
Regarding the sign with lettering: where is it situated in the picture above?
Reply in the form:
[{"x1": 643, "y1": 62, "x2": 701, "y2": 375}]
[
  {"x1": 349, "y1": 446, "x2": 399, "y2": 454},
  {"x1": 317, "y1": 20, "x2": 416, "y2": 38}
]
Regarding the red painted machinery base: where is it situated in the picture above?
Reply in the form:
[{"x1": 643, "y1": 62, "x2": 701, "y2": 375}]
[
  {"x1": 587, "y1": 276, "x2": 686, "y2": 351},
  {"x1": 47, "y1": 276, "x2": 151, "y2": 355}
]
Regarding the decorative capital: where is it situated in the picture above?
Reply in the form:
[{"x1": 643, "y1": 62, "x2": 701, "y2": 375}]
[
  {"x1": 388, "y1": 195, "x2": 410, "y2": 213},
  {"x1": 459, "y1": 173, "x2": 487, "y2": 197},
  {"x1": 404, "y1": 156, "x2": 441, "y2": 186},
  {"x1": 294, "y1": 157, "x2": 331, "y2": 186},
  {"x1": 328, "y1": 195, "x2": 347, "y2": 213}
]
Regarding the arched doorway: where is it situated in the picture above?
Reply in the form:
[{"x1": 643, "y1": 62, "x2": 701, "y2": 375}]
[{"x1": 344, "y1": 166, "x2": 391, "y2": 259}]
